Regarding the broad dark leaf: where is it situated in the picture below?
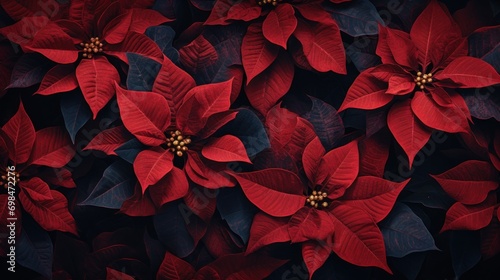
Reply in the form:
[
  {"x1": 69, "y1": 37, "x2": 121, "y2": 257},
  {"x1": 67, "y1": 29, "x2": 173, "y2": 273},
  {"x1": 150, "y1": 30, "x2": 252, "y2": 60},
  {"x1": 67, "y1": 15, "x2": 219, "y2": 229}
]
[
  {"x1": 145, "y1": 25, "x2": 180, "y2": 63},
  {"x1": 326, "y1": 0, "x2": 383, "y2": 36},
  {"x1": 115, "y1": 138, "x2": 145, "y2": 164},
  {"x1": 126, "y1": 53, "x2": 162, "y2": 91},
  {"x1": 60, "y1": 90, "x2": 92, "y2": 143},
  {"x1": 7, "y1": 53, "x2": 52, "y2": 89}
]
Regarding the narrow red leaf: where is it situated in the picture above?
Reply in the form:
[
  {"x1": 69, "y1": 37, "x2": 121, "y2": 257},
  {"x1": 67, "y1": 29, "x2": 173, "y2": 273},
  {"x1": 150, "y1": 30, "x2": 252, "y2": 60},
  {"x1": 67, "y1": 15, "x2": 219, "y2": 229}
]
[
  {"x1": 431, "y1": 160, "x2": 498, "y2": 205},
  {"x1": 24, "y1": 25, "x2": 79, "y2": 64},
  {"x1": 184, "y1": 151, "x2": 235, "y2": 189},
  {"x1": 36, "y1": 65, "x2": 78, "y2": 95},
  {"x1": 435, "y1": 56, "x2": 500, "y2": 88},
  {"x1": 441, "y1": 193, "x2": 496, "y2": 232},
  {"x1": 19, "y1": 190, "x2": 78, "y2": 235},
  {"x1": 226, "y1": 1, "x2": 261, "y2": 22},
  {"x1": 116, "y1": 84, "x2": 170, "y2": 146},
  {"x1": 106, "y1": 32, "x2": 164, "y2": 63},
  {"x1": 386, "y1": 75, "x2": 415, "y2": 95},
  {"x1": 133, "y1": 148, "x2": 174, "y2": 193},
  {"x1": 288, "y1": 207, "x2": 335, "y2": 243},
  {"x1": 378, "y1": 26, "x2": 419, "y2": 69},
  {"x1": 302, "y1": 137, "x2": 325, "y2": 183},
  {"x1": 233, "y1": 168, "x2": 305, "y2": 217},
  {"x1": 1, "y1": 102, "x2": 35, "y2": 164},
  {"x1": 83, "y1": 126, "x2": 132, "y2": 156},
  {"x1": 330, "y1": 203, "x2": 391, "y2": 273},
  {"x1": 388, "y1": 99, "x2": 433, "y2": 168},
  {"x1": 29, "y1": 127, "x2": 75, "y2": 168},
  {"x1": 156, "y1": 252, "x2": 195, "y2": 280},
  {"x1": 293, "y1": 19, "x2": 346, "y2": 74},
  {"x1": 342, "y1": 177, "x2": 410, "y2": 222},
  {"x1": 76, "y1": 56, "x2": 120, "y2": 119},
  {"x1": 359, "y1": 133, "x2": 390, "y2": 177},
  {"x1": 247, "y1": 212, "x2": 290, "y2": 254},
  {"x1": 262, "y1": 4, "x2": 297, "y2": 49},
  {"x1": 302, "y1": 241, "x2": 331, "y2": 280},
  {"x1": 339, "y1": 71, "x2": 393, "y2": 111},
  {"x1": 20, "y1": 177, "x2": 53, "y2": 202},
  {"x1": 202, "y1": 135, "x2": 251, "y2": 163},
  {"x1": 242, "y1": 23, "x2": 280, "y2": 83},
  {"x1": 149, "y1": 167, "x2": 189, "y2": 208}
]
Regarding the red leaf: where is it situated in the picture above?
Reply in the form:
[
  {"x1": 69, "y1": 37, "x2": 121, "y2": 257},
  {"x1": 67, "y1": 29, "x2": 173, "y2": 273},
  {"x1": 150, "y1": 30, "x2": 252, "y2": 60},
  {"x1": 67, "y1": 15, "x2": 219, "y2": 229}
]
[
  {"x1": 133, "y1": 148, "x2": 174, "y2": 193},
  {"x1": 176, "y1": 80, "x2": 233, "y2": 135},
  {"x1": 180, "y1": 35, "x2": 218, "y2": 72},
  {"x1": 247, "y1": 212, "x2": 290, "y2": 254},
  {"x1": 76, "y1": 56, "x2": 120, "y2": 118},
  {"x1": 359, "y1": 133, "x2": 390, "y2": 177},
  {"x1": 342, "y1": 177, "x2": 410, "y2": 222},
  {"x1": 302, "y1": 241, "x2": 331, "y2": 280},
  {"x1": 183, "y1": 184, "x2": 217, "y2": 223},
  {"x1": 388, "y1": 99, "x2": 433, "y2": 168},
  {"x1": 339, "y1": 71, "x2": 393, "y2": 111},
  {"x1": 262, "y1": 4, "x2": 297, "y2": 49},
  {"x1": 184, "y1": 151, "x2": 235, "y2": 189},
  {"x1": 116, "y1": 84, "x2": 170, "y2": 146},
  {"x1": 302, "y1": 137, "x2": 325, "y2": 183},
  {"x1": 226, "y1": 1, "x2": 261, "y2": 22},
  {"x1": 480, "y1": 219, "x2": 500, "y2": 259},
  {"x1": 330, "y1": 204, "x2": 391, "y2": 273},
  {"x1": 411, "y1": 91, "x2": 469, "y2": 133},
  {"x1": 83, "y1": 126, "x2": 132, "y2": 156},
  {"x1": 441, "y1": 193, "x2": 496, "y2": 232},
  {"x1": 29, "y1": 127, "x2": 75, "y2": 168},
  {"x1": 106, "y1": 32, "x2": 164, "y2": 63},
  {"x1": 288, "y1": 207, "x2": 335, "y2": 243},
  {"x1": 377, "y1": 26, "x2": 418, "y2": 69},
  {"x1": 39, "y1": 168, "x2": 76, "y2": 189},
  {"x1": 20, "y1": 177, "x2": 52, "y2": 202},
  {"x1": 431, "y1": 160, "x2": 498, "y2": 205},
  {"x1": 245, "y1": 51, "x2": 294, "y2": 115},
  {"x1": 120, "y1": 183, "x2": 156, "y2": 217},
  {"x1": 1, "y1": 101, "x2": 35, "y2": 164},
  {"x1": 36, "y1": 64, "x2": 78, "y2": 95},
  {"x1": 386, "y1": 75, "x2": 415, "y2": 95},
  {"x1": 293, "y1": 19, "x2": 346, "y2": 74},
  {"x1": 156, "y1": 252, "x2": 195, "y2": 280},
  {"x1": 409, "y1": 0, "x2": 461, "y2": 69},
  {"x1": 233, "y1": 168, "x2": 305, "y2": 217},
  {"x1": 24, "y1": 25, "x2": 79, "y2": 64},
  {"x1": 153, "y1": 57, "x2": 196, "y2": 122},
  {"x1": 435, "y1": 56, "x2": 500, "y2": 88},
  {"x1": 197, "y1": 111, "x2": 238, "y2": 140},
  {"x1": 106, "y1": 267, "x2": 135, "y2": 280},
  {"x1": 241, "y1": 23, "x2": 280, "y2": 83},
  {"x1": 202, "y1": 135, "x2": 251, "y2": 163},
  {"x1": 316, "y1": 140, "x2": 359, "y2": 199},
  {"x1": 149, "y1": 167, "x2": 188, "y2": 208},
  {"x1": 19, "y1": 190, "x2": 78, "y2": 235}
]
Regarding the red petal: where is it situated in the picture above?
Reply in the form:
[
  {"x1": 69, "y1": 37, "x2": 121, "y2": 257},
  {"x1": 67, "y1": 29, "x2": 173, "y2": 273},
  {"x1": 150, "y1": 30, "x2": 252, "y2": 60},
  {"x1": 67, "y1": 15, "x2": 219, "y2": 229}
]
[
  {"x1": 83, "y1": 126, "x2": 132, "y2": 156},
  {"x1": 245, "y1": 51, "x2": 294, "y2": 115},
  {"x1": 29, "y1": 127, "x2": 75, "y2": 168},
  {"x1": 369, "y1": 64, "x2": 409, "y2": 82},
  {"x1": 133, "y1": 148, "x2": 174, "y2": 193},
  {"x1": 19, "y1": 189, "x2": 78, "y2": 235},
  {"x1": 233, "y1": 168, "x2": 306, "y2": 217},
  {"x1": 106, "y1": 32, "x2": 164, "y2": 63},
  {"x1": 339, "y1": 71, "x2": 393, "y2": 111},
  {"x1": 36, "y1": 65, "x2": 78, "y2": 95},
  {"x1": 431, "y1": 160, "x2": 498, "y2": 205},
  {"x1": 1, "y1": 101, "x2": 35, "y2": 164},
  {"x1": 411, "y1": 91, "x2": 469, "y2": 133},
  {"x1": 359, "y1": 133, "x2": 390, "y2": 177},
  {"x1": 149, "y1": 167, "x2": 188, "y2": 209},
  {"x1": 76, "y1": 57, "x2": 120, "y2": 119},
  {"x1": 156, "y1": 252, "x2": 195, "y2": 280},
  {"x1": 441, "y1": 193, "x2": 496, "y2": 232},
  {"x1": 183, "y1": 184, "x2": 217, "y2": 223},
  {"x1": 330, "y1": 203, "x2": 391, "y2": 273},
  {"x1": 293, "y1": 19, "x2": 346, "y2": 74},
  {"x1": 242, "y1": 23, "x2": 280, "y2": 83},
  {"x1": 288, "y1": 207, "x2": 335, "y2": 243},
  {"x1": 262, "y1": 4, "x2": 297, "y2": 49},
  {"x1": 388, "y1": 99, "x2": 433, "y2": 168},
  {"x1": 247, "y1": 212, "x2": 290, "y2": 254},
  {"x1": 176, "y1": 80, "x2": 232, "y2": 135},
  {"x1": 342, "y1": 177, "x2": 410, "y2": 222},
  {"x1": 302, "y1": 241, "x2": 331, "y2": 280},
  {"x1": 386, "y1": 75, "x2": 415, "y2": 95},
  {"x1": 409, "y1": 0, "x2": 461, "y2": 69},
  {"x1": 197, "y1": 111, "x2": 238, "y2": 139},
  {"x1": 116, "y1": 84, "x2": 170, "y2": 146},
  {"x1": 302, "y1": 137, "x2": 325, "y2": 183},
  {"x1": 179, "y1": 35, "x2": 218, "y2": 73},
  {"x1": 202, "y1": 135, "x2": 251, "y2": 163},
  {"x1": 185, "y1": 151, "x2": 235, "y2": 189},
  {"x1": 24, "y1": 24, "x2": 79, "y2": 64},
  {"x1": 20, "y1": 177, "x2": 53, "y2": 202},
  {"x1": 226, "y1": 1, "x2": 261, "y2": 21},
  {"x1": 434, "y1": 56, "x2": 500, "y2": 88},
  {"x1": 316, "y1": 140, "x2": 359, "y2": 199}
]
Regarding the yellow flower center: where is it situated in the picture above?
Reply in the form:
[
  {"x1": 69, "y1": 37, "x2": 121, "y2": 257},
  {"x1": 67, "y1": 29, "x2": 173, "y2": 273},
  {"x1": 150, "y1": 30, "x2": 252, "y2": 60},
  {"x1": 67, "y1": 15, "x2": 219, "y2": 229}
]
[
  {"x1": 306, "y1": 190, "x2": 329, "y2": 209},
  {"x1": 79, "y1": 37, "x2": 104, "y2": 59},
  {"x1": 166, "y1": 130, "x2": 191, "y2": 157},
  {"x1": 257, "y1": 0, "x2": 282, "y2": 7},
  {"x1": 0, "y1": 167, "x2": 20, "y2": 189},
  {"x1": 414, "y1": 71, "x2": 433, "y2": 90}
]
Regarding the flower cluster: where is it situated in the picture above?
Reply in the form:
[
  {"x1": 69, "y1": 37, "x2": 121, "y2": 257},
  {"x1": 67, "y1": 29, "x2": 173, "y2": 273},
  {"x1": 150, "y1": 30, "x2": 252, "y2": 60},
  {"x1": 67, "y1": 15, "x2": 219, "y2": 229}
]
[{"x1": 0, "y1": 0, "x2": 499, "y2": 279}]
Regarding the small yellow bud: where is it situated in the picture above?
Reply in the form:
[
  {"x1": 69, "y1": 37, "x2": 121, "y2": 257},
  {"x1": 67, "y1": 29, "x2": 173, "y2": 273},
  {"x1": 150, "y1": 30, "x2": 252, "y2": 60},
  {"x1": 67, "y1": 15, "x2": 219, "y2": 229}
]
[
  {"x1": 428, "y1": 73, "x2": 433, "y2": 77},
  {"x1": 420, "y1": 85, "x2": 425, "y2": 90},
  {"x1": 173, "y1": 140, "x2": 179, "y2": 146},
  {"x1": 310, "y1": 201, "x2": 316, "y2": 206},
  {"x1": 322, "y1": 193, "x2": 327, "y2": 197},
  {"x1": 176, "y1": 151, "x2": 183, "y2": 157},
  {"x1": 312, "y1": 191, "x2": 317, "y2": 195},
  {"x1": 181, "y1": 147, "x2": 188, "y2": 151},
  {"x1": 427, "y1": 78, "x2": 433, "y2": 83},
  {"x1": 417, "y1": 71, "x2": 422, "y2": 76},
  {"x1": 322, "y1": 202, "x2": 328, "y2": 208}
]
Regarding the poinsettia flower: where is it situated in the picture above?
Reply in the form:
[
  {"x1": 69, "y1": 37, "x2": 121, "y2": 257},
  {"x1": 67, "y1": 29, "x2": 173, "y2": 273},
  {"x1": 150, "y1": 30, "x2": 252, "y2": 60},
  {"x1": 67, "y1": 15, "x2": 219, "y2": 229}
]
[
  {"x1": 233, "y1": 137, "x2": 409, "y2": 278},
  {"x1": 205, "y1": 0, "x2": 347, "y2": 114},
  {"x1": 0, "y1": 101, "x2": 78, "y2": 237},
  {"x1": 339, "y1": 0, "x2": 500, "y2": 168},
  {"x1": 0, "y1": 0, "x2": 169, "y2": 118}
]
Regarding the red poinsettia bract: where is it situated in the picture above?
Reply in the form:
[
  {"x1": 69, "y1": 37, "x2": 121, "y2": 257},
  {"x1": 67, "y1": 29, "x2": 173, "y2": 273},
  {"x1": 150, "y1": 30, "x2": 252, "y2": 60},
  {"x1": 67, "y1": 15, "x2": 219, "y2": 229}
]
[
  {"x1": 339, "y1": 0, "x2": 500, "y2": 167},
  {"x1": 0, "y1": 102, "x2": 77, "y2": 239},
  {"x1": 233, "y1": 137, "x2": 409, "y2": 278}
]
